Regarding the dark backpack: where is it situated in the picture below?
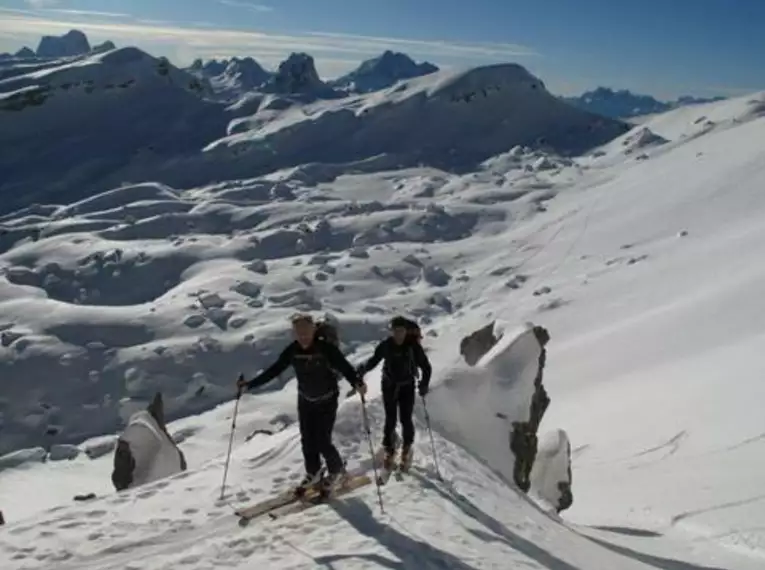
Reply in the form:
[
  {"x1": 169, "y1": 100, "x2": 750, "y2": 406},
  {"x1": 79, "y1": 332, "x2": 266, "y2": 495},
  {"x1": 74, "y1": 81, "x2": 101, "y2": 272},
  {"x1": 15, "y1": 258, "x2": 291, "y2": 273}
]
[
  {"x1": 314, "y1": 320, "x2": 340, "y2": 346},
  {"x1": 397, "y1": 317, "x2": 422, "y2": 379},
  {"x1": 400, "y1": 317, "x2": 422, "y2": 345}
]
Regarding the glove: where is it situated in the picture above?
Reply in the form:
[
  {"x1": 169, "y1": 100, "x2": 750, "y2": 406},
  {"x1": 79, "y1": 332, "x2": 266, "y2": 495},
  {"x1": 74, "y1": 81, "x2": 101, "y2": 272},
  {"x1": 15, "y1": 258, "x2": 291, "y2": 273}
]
[
  {"x1": 236, "y1": 374, "x2": 248, "y2": 392},
  {"x1": 356, "y1": 382, "x2": 367, "y2": 397},
  {"x1": 418, "y1": 382, "x2": 428, "y2": 397},
  {"x1": 355, "y1": 364, "x2": 366, "y2": 377}
]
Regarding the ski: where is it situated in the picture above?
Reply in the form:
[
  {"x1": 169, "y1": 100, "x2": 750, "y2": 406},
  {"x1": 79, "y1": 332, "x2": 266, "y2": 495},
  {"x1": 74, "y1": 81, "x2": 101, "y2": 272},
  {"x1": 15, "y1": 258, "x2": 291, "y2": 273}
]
[
  {"x1": 236, "y1": 469, "x2": 327, "y2": 526},
  {"x1": 267, "y1": 474, "x2": 373, "y2": 519}
]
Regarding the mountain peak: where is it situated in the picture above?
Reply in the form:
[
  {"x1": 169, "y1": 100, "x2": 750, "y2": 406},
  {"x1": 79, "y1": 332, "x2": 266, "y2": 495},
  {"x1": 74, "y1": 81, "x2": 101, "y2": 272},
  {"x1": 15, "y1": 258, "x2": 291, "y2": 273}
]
[
  {"x1": 263, "y1": 52, "x2": 333, "y2": 96},
  {"x1": 36, "y1": 29, "x2": 91, "y2": 59},
  {"x1": 331, "y1": 50, "x2": 439, "y2": 94}
]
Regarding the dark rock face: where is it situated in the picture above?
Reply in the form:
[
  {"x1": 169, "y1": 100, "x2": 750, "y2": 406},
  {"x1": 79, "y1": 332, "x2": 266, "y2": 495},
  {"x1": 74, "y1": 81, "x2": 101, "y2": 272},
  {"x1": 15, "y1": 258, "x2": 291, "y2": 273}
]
[
  {"x1": 510, "y1": 325, "x2": 551, "y2": 493},
  {"x1": 459, "y1": 321, "x2": 500, "y2": 366},
  {"x1": 557, "y1": 439, "x2": 573, "y2": 513}
]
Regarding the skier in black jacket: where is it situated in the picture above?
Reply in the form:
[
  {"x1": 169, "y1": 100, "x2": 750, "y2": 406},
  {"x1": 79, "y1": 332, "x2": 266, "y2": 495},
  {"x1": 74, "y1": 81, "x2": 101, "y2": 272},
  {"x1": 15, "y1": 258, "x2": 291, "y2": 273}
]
[
  {"x1": 357, "y1": 316, "x2": 432, "y2": 469},
  {"x1": 237, "y1": 314, "x2": 366, "y2": 494}
]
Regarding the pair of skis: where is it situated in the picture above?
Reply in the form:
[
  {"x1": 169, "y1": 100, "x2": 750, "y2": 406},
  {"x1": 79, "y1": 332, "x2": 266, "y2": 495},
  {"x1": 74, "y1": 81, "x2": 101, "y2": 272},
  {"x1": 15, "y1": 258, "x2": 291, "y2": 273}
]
[
  {"x1": 235, "y1": 449, "x2": 413, "y2": 526},
  {"x1": 235, "y1": 470, "x2": 372, "y2": 526}
]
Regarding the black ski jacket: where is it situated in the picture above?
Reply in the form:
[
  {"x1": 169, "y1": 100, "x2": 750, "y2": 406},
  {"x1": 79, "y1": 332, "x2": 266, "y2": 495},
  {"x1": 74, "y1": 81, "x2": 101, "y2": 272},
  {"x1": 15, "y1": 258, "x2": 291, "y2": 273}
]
[
  {"x1": 246, "y1": 340, "x2": 362, "y2": 402},
  {"x1": 359, "y1": 337, "x2": 432, "y2": 389}
]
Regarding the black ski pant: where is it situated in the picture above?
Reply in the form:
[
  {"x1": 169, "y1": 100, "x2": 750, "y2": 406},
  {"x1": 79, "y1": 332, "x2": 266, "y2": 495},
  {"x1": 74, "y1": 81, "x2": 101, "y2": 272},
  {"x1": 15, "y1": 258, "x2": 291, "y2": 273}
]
[
  {"x1": 298, "y1": 395, "x2": 343, "y2": 476},
  {"x1": 382, "y1": 380, "x2": 416, "y2": 452}
]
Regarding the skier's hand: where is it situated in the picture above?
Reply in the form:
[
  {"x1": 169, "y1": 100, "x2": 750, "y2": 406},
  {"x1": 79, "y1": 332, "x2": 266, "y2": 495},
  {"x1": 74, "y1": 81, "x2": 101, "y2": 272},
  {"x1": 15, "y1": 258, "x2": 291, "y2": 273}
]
[
  {"x1": 356, "y1": 382, "x2": 367, "y2": 397},
  {"x1": 418, "y1": 383, "x2": 428, "y2": 397},
  {"x1": 236, "y1": 374, "x2": 248, "y2": 392},
  {"x1": 355, "y1": 364, "x2": 365, "y2": 378}
]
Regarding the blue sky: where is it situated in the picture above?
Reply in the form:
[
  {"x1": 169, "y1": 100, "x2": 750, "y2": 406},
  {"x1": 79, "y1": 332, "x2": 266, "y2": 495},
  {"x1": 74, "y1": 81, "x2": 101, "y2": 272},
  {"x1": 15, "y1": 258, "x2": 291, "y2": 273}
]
[{"x1": 0, "y1": 0, "x2": 763, "y2": 98}]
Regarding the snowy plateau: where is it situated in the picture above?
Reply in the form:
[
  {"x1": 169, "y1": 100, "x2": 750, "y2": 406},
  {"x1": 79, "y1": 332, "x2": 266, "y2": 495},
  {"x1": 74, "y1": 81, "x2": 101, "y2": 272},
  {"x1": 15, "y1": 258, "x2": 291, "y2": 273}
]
[{"x1": 1, "y1": 29, "x2": 765, "y2": 570}]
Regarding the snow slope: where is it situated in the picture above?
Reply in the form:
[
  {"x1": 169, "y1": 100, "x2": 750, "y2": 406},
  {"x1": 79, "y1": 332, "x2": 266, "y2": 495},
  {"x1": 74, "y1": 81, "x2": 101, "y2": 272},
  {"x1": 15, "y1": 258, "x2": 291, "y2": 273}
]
[{"x1": 1, "y1": 50, "x2": 765, "y2": 568}]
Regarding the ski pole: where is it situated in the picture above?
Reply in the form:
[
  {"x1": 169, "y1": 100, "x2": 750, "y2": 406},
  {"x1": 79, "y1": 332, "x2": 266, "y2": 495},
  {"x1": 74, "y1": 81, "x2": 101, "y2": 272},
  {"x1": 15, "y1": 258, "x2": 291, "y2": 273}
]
[
  {"x1": 421, "y1": 396, "x2": 442, "y2": 481},
  {"x1": 360, "y1": 393, "x2": 385, "y2": 514},
  {"x1": 220, "y1": 376, "x2": 243, "y2": 500}
]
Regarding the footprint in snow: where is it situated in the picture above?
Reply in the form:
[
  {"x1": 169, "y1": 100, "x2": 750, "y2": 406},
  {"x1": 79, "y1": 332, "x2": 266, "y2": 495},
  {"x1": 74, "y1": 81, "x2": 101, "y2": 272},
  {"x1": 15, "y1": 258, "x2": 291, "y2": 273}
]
[{"x1": 58, "y1": 520, "x2": 86, "y2": 529}]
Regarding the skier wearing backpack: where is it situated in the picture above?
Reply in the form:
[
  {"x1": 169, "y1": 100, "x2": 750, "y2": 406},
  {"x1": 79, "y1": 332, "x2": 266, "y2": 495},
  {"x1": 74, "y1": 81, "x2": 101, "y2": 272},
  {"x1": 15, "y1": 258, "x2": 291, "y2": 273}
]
[
  {"x1": 237, "y1": 313, "x2": 366, "y2": 495},
  {"x1": 356, "y1": 316, "x2": 432, "y2": 470}
]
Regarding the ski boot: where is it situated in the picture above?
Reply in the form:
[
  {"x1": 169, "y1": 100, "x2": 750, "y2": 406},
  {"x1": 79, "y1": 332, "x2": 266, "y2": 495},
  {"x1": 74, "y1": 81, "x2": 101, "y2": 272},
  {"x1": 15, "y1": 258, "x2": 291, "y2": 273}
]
[
  {"x1": 399, "y1": 445, "x2": 414, "y2": 473},
  {"x1": 382, "y1": 447, "x2": 397, "y2": 470},
  {"x1": 319, "y1": 468, "x2": 348, "y2": 498},
  {"x1": 293, "y1": 468, "x2": 325, "y2": 499}
]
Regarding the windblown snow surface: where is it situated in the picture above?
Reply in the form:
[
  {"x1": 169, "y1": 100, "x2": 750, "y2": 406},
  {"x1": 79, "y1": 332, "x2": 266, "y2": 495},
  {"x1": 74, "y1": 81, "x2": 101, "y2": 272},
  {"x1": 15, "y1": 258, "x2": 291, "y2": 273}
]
[{"x1": 1, "y1": 44, "x2": 765, "y2": 569}]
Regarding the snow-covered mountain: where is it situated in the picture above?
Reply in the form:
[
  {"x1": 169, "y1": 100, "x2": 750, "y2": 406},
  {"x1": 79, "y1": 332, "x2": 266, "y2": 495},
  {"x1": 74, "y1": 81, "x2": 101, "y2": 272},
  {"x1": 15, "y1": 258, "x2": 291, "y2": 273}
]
[
  {"x1": 1, "y1": 52, "x2": 627, "y2": 214},
  {"x1": 565, "y1": 86, "x2": 726, "y2": 118},
  {"x1": 1, "y1": 31, "x2": 765, "y2": 570},
  {"x1": 330, "y1": 50, "x2": 439, "y2": 93},
  {"x1": 212, "y1": 63, "x2": 629, "y2": 175},
  {"x1": 0, "y1": 46, "x2": 230, "y2": 213},
  {"x1": 188, "y1": 56, "x2": 272, "y2": 99},
  {"x1": 260, "y1": 52, "x2": 340, "y2": 99}
]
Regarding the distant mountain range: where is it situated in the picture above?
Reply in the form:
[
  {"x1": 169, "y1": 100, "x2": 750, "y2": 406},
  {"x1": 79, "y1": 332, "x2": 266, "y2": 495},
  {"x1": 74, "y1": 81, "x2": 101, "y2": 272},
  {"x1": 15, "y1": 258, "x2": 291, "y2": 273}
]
[
  {"x1": 188, "y1": 49, "x2": 441, "y2": 100},
  {"x1": 1, "y1": 28, "x2": 728, "y2": 115},
  {"x1": 564, "y1": 87, "x2": 726, "y2": 119}
]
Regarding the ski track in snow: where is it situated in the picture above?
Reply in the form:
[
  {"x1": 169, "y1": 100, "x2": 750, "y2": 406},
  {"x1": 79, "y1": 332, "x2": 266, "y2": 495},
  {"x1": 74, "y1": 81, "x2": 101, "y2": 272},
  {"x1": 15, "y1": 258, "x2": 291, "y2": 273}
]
[{"x1": 2, "y1": 38, "x2": 765, "y2": 570}]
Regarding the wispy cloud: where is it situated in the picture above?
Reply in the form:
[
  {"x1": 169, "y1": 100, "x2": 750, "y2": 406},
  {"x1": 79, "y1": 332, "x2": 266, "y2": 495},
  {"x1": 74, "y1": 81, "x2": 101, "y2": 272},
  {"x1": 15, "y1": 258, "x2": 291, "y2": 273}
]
[
  {"x1": 24, "y1": 0, "x2": 59, "y2": 8},
  {"x1": 0, "y1": 13, "x2": 538, "y2": 77},
  {"x1": 217, "y1": 0, "x2": 273, "y2": 13},
  {"x1": 45, "y1": 9, "x2": 132, "y2": 19}
]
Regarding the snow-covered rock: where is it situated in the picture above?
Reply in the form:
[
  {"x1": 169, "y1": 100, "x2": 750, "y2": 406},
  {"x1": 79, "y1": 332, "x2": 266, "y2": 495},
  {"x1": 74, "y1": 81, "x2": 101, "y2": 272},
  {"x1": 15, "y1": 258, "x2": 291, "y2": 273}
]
[
  {"x1": 0, "y1": 447, "x2": 47, "y2": 471},
  {"x1": 425, "y1": 324, "x2": 556, "y2": 492},
  {"x1": 48, "y1": 444, "x2": 81, "y2": 461},
  {"x1": 111, "y1": 393, "x2": 186, "y2": 490},
  {"x1": 331, "y1": 50, "x2": 438, "y2": 93},
  {"x1": 530, "y1": 428, "x2": 573, "y2": 513},
  {"x1": 620, "y1": 126, "x2": 668, "y2": 154}
]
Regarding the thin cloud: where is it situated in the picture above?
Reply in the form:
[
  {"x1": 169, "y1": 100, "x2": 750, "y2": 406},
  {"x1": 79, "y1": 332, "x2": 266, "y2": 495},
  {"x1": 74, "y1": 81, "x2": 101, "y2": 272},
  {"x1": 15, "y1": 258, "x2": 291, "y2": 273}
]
[
  {"x1": 0, "y1": 13, "x2": 539, "y2": 69},
  {"x1": 45, "y1": 9, "x2": 132, "y2": 19},
  {"x1": 24, "y1": 0, "x2": 59, "y2": 8},
  {"x1": 304, "y1": 30, "x2": 538, "y2": 58},
  {"x1": 217, "y1": 0, "x2": 273, "y2": 13}
]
